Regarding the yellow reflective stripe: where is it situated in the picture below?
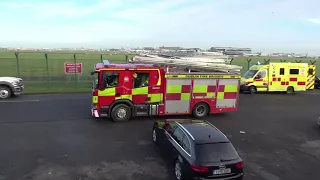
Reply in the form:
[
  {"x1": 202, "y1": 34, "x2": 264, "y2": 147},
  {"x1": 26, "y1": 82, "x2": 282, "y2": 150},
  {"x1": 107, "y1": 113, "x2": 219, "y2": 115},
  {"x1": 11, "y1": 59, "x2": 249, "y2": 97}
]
[
  {"x1": 98, "y1": 88, "x2": 115, "y2": 96},
  {"x1": 116, "y1": 94, "x2": 132, "y2": 100},
  {"x1": 224, "y1": 85, "x2": 238, "y2": 92},
  {"x1": 92, "y1": 96, "x2": 98, "y2": 103},
  {"x1": 193, "y1": 85, "x2": 207, "y2": 93},
  {"x1": 165, "y1": 75, "x2": 241, "y2": 78},
  {"x1": 181, "y1": 93, "x2": 190, "y2": 100},
  {"x1": 148, "y1": 94, "x2": 163, "y2": 102},
  {"x1": 132, "y1": 87, "x2": 148, "y2": 95},
  {"x1": 217, "y1": 92, "x2": 224, "y2": 99},
  {"x1": 97, "y1": 68, "x2": 125, "y2": 71},
  {"x1": 167, "y1": 85, "x2": 182, "y2": 93},
  {"x1": 206, "y1": 92, "x2": 215, "y2": 98}
]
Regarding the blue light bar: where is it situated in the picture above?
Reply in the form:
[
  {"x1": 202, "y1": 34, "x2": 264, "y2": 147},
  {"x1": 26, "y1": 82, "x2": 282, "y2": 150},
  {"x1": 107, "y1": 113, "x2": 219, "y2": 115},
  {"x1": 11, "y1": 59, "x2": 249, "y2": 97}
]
[{"x1": 103, "y1": 60, "x2": 110, "y2": 66}]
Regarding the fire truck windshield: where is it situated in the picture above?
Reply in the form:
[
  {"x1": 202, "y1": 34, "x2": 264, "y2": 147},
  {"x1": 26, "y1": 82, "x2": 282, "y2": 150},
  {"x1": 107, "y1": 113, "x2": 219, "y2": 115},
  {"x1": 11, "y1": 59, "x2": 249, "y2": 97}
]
[
  {"x1": 91, "y1": 71, "x2": 100, "y2": 89},
  {"x1": 102, "y1": 72, "x2": 119, "y2": 88}
]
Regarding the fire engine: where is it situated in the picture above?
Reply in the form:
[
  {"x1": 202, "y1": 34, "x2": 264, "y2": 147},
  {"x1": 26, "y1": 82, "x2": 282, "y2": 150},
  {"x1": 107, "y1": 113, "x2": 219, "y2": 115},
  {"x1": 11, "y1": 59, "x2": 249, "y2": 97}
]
[
  {"x1": 240, "y1": 62, "x2": 316, "y2": 94},
  {"x1": 90, "y1": 55, "x2": 242, "y2": 122}
]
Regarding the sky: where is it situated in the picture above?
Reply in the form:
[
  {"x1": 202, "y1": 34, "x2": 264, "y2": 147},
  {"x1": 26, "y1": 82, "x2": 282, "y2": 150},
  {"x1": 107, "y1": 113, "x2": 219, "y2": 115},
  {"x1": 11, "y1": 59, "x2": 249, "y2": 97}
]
[{"x1": 0, "y1": 0, "x2": 320, "y2": 53}]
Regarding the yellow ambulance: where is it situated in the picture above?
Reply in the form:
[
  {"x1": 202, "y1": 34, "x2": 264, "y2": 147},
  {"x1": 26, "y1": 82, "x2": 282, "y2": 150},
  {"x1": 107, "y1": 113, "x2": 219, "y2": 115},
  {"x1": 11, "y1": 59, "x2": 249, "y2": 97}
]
[{"x1": 240, "y1": 62, "x2": 312, "y2": 94}]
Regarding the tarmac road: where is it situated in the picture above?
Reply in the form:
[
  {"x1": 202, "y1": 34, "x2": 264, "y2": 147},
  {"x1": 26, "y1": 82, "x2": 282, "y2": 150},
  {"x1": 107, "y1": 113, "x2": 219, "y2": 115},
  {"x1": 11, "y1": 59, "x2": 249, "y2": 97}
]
[{"x1": 0, "y1": 91, "x2": 320, "y2": 180}]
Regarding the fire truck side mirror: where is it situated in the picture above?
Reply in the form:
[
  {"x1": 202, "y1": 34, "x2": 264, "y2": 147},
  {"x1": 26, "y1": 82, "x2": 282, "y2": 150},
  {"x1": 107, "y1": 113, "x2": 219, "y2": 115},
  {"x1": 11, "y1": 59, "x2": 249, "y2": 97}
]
[{"x1": 90, "y1": 71, "x2": 95, "y2": 75}]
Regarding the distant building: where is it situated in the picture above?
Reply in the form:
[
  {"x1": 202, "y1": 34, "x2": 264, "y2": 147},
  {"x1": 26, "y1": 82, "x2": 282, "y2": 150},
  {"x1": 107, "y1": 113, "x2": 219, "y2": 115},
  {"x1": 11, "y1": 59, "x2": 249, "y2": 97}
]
[{"x1": 208, "y1": 47, "x2": 252, "y2": 55}]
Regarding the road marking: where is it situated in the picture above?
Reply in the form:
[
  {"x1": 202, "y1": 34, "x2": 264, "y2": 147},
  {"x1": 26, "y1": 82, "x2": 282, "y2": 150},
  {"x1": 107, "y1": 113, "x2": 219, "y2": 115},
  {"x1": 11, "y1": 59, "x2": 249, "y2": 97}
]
[{"x1": 0, "y1": 100, "x2": 40, "y2": 103}]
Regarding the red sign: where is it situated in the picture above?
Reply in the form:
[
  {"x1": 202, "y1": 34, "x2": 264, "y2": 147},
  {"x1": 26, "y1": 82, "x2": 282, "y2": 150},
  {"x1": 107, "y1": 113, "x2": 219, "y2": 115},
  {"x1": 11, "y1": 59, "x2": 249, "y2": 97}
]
[{"x1": 64, "y1": 63, "x2": 82, "y2": 74}]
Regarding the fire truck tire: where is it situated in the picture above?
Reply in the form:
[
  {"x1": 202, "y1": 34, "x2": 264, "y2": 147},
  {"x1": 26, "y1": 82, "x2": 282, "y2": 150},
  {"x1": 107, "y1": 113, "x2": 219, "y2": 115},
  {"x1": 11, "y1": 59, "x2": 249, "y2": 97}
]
[
  {"x1": 286, "y1": 86, "x2": 294, "y2": 94},
  {"x1": 249, "y1": 86, "x2": 257, "y2": 94},
  {"x1": 192, "y1": 102, "x2": 209, "y2": 118},
  {"x1": 111, "y1": 104, "x2": 132, "y2": 122}
]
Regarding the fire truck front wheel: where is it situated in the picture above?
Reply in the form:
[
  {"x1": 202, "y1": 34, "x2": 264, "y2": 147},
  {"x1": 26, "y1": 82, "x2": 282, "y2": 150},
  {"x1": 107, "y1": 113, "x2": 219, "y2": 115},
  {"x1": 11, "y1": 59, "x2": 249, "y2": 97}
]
[
  {"x1": 111, "y1": 104, "x2": 132, "y2": 122},
  {"x1": 192, "y1": 102, "x2": 209, "y2": 118}
]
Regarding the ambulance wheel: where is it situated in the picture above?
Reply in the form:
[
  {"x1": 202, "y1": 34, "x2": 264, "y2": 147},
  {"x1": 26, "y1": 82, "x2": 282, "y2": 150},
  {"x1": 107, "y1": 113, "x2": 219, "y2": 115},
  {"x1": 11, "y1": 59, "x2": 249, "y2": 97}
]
[
  {"x1": 286, "y1": 86, "x2": 294, "y2": 94},
  {"x1": 249, "y1": 86, "x2": 257, "y2": 94},
  {"x1": 111, "y1": 104, "x2": 131, "y2": 122},
  {"x1": 192, "y1": 102, "x2": 209, "y2": 118}
]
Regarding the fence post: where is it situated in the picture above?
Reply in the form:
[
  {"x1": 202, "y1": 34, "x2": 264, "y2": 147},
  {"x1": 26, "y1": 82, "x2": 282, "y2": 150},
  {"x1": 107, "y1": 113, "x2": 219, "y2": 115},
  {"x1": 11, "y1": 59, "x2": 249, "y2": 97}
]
[
  {"x1": 100, "y1": 54, "x2": 103, "y2": 63},
  {"x1": 45, "y1": 53, "x2": 50, "y2": 88},
  {"x1": 246, "y1": 58, "x2": 252, "y2": 70},
  {"x1": 74, "y1": 54, "x2": 78, "y2": 88},
  {"x1": 229, "y1": 58, "x2": 234, "y2": 65},
  {"x1": 264, "y1": 59, "x2": 270, "y2": 64},
  {"x1": 125, "y1": 55, "x2": 129, "y2": 63},
  {"x1": 310, "y1": 60, "x2": 316, "y2": 65},
  {"x1": 14, "y1": 52, "x2": 20, "y2": 77}
]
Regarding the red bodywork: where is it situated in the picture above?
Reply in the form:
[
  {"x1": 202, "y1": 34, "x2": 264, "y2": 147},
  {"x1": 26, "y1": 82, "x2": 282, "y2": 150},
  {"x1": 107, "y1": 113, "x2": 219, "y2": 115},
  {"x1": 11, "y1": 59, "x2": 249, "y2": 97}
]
[{"x1": 92, "y1": 62, "x2": 240, "y2": 117}]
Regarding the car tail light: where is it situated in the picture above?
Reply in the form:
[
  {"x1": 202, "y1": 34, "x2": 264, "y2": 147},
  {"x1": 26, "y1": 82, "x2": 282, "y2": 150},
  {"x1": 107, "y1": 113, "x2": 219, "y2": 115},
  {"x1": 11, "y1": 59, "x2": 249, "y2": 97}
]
[
  {"x1": 190, "y1": 164, "x2": 209, "y2": 173},
  {"x1": 236, "y1": 161, "x2": 243, "y2": 169}
]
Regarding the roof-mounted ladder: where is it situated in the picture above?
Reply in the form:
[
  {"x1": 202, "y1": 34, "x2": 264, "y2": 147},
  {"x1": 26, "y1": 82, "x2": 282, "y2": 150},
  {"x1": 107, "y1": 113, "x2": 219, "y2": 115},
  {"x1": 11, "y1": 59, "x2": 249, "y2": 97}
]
[{"x1": 131, "y1": 54, "x2": 242, "y2": 74}]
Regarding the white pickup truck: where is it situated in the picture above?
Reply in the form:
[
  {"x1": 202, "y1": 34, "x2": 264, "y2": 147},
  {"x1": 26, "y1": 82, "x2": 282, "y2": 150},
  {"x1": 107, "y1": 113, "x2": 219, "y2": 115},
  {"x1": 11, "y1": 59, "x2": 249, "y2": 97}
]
[{"x1": 0, "y1": 77, "x2": 24, "y2": 99}]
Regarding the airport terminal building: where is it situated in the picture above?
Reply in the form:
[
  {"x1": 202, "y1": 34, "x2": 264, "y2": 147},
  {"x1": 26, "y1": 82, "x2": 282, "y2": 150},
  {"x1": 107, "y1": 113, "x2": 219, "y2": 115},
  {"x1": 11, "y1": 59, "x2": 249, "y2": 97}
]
[{"x1": 209, "y1": 47, "x2": 252, "y2": 55}]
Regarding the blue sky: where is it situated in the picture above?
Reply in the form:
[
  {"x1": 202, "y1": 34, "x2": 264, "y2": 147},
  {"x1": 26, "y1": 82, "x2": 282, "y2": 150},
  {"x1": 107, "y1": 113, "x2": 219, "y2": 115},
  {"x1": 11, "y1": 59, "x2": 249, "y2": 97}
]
[{"x1": 0, "y1": 0, "x2": 319, "y2": 53}]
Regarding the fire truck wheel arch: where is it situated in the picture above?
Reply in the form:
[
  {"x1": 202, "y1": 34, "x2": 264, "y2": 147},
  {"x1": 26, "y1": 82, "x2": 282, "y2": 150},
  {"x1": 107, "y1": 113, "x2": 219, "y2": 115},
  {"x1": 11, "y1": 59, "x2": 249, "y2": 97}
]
[{"x1": 109, "y1": 100, "x2": 134, "y2": 116}]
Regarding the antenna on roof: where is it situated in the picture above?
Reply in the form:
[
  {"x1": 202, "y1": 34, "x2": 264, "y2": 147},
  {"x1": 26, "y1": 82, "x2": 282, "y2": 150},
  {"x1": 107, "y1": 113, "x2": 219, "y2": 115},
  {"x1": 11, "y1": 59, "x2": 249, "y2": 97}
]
[{"x1": 208, "y1": 135, "x2": 211, "y2": 139}]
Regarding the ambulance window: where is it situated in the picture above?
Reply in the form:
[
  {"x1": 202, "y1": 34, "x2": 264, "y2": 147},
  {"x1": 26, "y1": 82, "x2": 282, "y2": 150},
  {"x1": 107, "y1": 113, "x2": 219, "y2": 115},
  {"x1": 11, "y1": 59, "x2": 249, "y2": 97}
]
[
  {"x1": 258, "y1": 70, "x2": 266, "y2": 78},
  {"x1": 134, "y1": 72, "x2": 150, "y2": 88},
  {"x1": 289, "y1": 69, "x2": 299, "y2": 75},
  {"x1": 102, "y1": 72, "x2": 119, "y2": 88},
  {"x1": 308, "y1": 69, "x2": 313, "y2": 75},
  {"x1": 279, "y1": 68, "x2": 285, "y2": 75}
]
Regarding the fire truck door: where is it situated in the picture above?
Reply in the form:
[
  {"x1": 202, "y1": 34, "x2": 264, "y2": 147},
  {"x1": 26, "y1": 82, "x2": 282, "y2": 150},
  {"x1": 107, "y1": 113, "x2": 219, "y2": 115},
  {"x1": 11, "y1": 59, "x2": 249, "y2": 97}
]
[
  {"x1": 132, "y1": 71, "x2": 151, "y2": 104},
  {"x1": 132, "y1": 70, "x2": 163, "y2": 104},
  {"x1": 118, "y1": 71, "x2": 133, "y2": 100}
]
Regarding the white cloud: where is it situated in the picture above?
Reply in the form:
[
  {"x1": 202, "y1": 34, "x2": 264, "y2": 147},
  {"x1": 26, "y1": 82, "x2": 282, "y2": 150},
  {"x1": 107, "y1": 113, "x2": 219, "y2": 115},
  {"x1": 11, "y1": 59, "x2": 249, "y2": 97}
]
[{"x1": 306, "y1": 18, "x2": 320, "y2": 24}]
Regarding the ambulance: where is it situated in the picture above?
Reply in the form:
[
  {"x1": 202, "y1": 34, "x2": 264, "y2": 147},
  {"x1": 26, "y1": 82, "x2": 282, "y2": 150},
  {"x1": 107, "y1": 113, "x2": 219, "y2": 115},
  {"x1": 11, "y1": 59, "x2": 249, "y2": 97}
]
[
  {"x1": 240, "y1": 62, "x2": 315, "y2": 94},
  {"x1": 90, "y1": 57, "x2": 242, "y2": 122}
]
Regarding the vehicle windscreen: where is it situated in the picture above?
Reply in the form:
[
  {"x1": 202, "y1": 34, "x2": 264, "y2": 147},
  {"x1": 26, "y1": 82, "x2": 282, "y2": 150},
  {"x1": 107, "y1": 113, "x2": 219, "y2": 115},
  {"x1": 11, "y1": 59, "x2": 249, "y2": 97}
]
[
  {"x1": 195, "y1": 142, "x2": 239, "y2": 163},
  {"x1": 242, "y1": 70, "x2": 258, "y2": 78}
]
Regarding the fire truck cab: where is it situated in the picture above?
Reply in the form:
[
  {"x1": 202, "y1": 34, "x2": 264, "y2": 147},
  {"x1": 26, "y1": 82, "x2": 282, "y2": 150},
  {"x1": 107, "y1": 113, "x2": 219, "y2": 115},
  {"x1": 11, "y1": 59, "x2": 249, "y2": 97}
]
[{"x1": 91, "y1": 60, "x2": 241, "y2": 122}]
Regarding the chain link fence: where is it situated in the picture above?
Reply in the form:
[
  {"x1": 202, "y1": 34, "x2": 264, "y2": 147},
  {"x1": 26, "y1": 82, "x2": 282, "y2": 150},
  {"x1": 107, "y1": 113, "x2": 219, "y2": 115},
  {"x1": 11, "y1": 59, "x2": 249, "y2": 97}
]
[{"x1": 0, "y1": 52, "x2": 319, "y2": 93}]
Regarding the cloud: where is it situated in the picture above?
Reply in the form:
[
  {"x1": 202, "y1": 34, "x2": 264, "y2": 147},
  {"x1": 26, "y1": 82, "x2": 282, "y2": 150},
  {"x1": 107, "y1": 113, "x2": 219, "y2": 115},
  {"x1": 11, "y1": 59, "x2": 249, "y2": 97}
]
[
  {"x1": 0, "y1": 0, "x2": 320, "y2": 53},
  {"x1": 306, "y1": 18, "x2": 320, "y2": 24}
]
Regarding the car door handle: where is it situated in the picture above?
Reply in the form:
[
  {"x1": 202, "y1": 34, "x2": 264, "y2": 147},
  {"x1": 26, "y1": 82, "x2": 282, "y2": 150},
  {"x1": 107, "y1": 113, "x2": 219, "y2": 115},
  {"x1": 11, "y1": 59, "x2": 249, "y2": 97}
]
[{"x1": 115, "y1": 93, "x2": 120, "y2": 97}]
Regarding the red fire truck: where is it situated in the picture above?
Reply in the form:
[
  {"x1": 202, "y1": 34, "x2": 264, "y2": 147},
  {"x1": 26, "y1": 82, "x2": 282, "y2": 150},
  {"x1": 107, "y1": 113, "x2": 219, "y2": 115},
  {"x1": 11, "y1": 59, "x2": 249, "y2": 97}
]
[{"x1": 91, "y1": 57, "x2": 241, "y2": 122}]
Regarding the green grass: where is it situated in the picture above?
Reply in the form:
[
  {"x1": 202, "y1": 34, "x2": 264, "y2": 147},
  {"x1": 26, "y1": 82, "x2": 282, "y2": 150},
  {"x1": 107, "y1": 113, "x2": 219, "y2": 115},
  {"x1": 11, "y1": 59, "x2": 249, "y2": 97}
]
[{"x1": 0, "y1": 51, "x2": 319, "y2": 94}]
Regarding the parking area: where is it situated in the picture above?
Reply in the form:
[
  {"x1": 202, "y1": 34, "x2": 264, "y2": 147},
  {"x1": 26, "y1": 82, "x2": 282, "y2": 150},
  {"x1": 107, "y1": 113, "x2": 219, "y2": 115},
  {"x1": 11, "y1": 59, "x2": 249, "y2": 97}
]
[{"x1": 0, "y1": 92, "x2": 320, "y2": 180}]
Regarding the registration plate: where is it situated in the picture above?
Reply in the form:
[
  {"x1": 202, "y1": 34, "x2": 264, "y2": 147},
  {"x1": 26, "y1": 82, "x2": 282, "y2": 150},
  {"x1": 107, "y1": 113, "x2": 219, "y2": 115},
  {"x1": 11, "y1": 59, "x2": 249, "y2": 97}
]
[{"x1": 213, "y1": 168, "x2": 231, "y2": 175}]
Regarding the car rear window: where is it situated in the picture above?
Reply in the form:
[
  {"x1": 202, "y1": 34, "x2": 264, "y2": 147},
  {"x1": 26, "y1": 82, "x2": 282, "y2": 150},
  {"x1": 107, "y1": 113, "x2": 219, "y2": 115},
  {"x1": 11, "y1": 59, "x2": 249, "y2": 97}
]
[{"x1": 195, "y1": 142, "x2": 239, "y2": 162}]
